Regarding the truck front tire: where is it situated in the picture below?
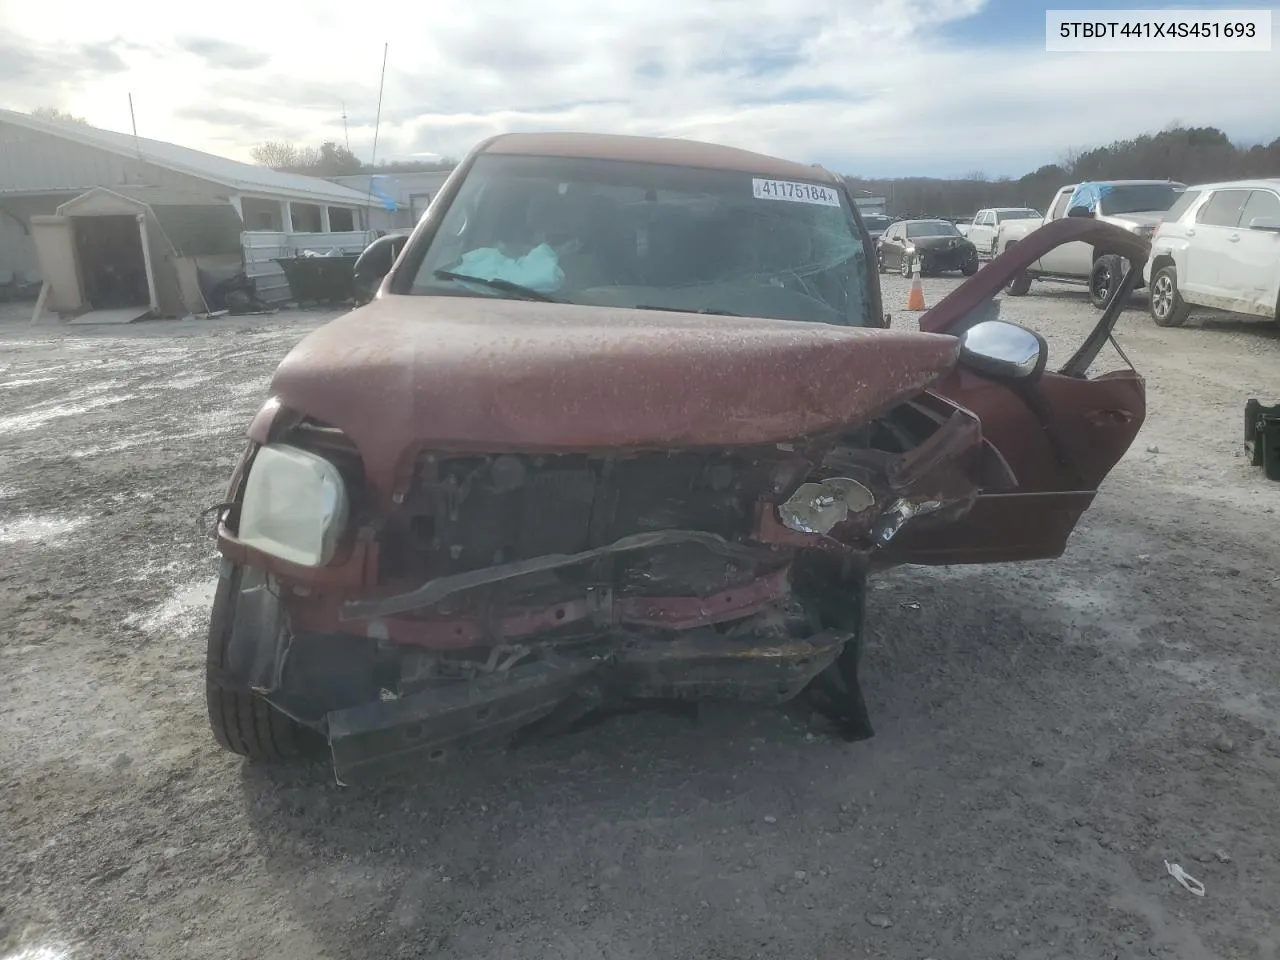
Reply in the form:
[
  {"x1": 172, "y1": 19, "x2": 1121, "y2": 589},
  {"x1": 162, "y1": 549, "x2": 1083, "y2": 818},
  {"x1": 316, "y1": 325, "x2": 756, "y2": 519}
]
[
  {"x1": 1002, "y1": 241, "x2": 1032, "y2": 295},
  {"x1": 205, "y1": 563, "x2": 322, "y2": 763}
]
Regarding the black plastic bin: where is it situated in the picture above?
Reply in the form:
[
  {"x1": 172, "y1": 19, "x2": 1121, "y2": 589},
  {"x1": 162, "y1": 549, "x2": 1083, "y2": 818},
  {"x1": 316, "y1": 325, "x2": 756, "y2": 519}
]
[
  {"x1": 274, "y1": 255, "x2": 360, "y2": 305},
  {"x1": 1244, "y1": 398, "x2": 1280, "y2": 481}
]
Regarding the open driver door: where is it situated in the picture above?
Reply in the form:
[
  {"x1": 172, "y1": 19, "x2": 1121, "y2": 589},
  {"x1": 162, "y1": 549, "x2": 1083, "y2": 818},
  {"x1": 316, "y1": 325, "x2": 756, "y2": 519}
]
[{"x1": 879, "y1": 217, "x2": 1149, "y2": 565}]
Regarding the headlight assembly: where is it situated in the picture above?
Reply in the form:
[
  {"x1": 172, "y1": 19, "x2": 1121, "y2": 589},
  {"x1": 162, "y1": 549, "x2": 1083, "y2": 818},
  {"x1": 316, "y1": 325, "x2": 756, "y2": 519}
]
[
  {"x1": 777, "y1": 477, "x2": 876, "y2": 536},
  {"x1": 237, "y1": 444, "x2": 350, "y2": 567}
]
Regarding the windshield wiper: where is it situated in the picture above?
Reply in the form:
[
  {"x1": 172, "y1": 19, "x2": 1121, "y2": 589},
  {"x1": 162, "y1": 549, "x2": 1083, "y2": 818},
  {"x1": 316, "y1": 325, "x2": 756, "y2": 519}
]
[
  {"x1": 633, "y1": 304, "x2": 743, "y2": 317},
  {"x1": 433, "y1": 269, "x2": 563, "y2": 303}
]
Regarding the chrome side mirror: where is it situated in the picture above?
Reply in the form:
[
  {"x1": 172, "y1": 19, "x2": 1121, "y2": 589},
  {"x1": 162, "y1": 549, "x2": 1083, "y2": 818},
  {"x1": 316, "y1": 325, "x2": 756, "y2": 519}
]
[{"x1": 960, "y1": 319, "x2": 1048, "y2": 381}]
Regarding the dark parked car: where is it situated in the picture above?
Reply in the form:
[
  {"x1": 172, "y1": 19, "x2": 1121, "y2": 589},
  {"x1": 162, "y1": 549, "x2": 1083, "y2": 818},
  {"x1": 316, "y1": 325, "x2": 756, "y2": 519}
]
[
  {"x1": 878, "y1": 218, "x2": 980, "y2": 277},
  {"x1": 202, "y1": 131, "x2": 1150, "y2": 782}
]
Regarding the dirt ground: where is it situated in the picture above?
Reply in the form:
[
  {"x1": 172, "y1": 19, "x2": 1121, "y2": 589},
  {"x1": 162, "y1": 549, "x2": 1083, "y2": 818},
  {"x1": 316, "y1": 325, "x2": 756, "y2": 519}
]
[{"x1": 2, "y1": 277, "x2": 1279, "y2": 960}]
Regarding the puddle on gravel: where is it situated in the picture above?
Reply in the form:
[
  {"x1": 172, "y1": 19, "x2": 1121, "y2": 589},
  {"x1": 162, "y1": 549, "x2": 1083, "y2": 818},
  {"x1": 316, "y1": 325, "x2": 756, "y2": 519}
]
[
  {"x1": 0, "y1": 395, "x2": 136, "y2": 435},
  {"x1": 123, "y1": 579, "x2": 217, "y2": 635},
  {"x1": 162, "y1": 373, "x2": 216, "y2": 390},
  {"x1": 2, "y1": 944, "x2": 75, "y2": 960},
  {"x1": 190, "y1": 408, "x2": 252, "y2": 438},
  {"x1": 0, "y1": 515, "x2": 90, "y2": 544},
  {"x1": 68, "y1": 431, "x2": 167, "y2": 460}
]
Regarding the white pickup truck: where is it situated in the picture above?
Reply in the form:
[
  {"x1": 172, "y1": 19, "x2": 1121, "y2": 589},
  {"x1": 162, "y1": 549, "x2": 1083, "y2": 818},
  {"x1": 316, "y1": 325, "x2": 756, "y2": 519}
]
[
  {"x1": 965, "y1": 207, "x2": 1043, "y2": 258},
  {"x1": 997, "y1": 180, "x2": 1186, "y2": 307}
]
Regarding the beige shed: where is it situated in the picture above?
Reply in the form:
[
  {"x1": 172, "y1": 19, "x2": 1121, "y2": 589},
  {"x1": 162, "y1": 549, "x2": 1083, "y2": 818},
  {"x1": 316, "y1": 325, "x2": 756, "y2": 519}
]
[{"x1": 30, "y1": 186, "x2": 246, "y2": 323}]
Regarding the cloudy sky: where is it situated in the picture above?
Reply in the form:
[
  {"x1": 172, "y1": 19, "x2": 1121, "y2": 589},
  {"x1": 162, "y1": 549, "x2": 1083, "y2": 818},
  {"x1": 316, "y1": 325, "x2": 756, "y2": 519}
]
[{"x1": 1, "y1": 0, "x2": 1277, "y2": 178}]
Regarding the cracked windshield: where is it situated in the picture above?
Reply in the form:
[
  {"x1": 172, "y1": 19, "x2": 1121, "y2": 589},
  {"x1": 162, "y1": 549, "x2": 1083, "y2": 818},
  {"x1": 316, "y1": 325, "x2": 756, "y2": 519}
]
[
  {"x1": 2, "y1": 2, "x2": 1279, "y2": 959},
  {"x1": 408, "y1": 155, "x2": 873, "y2": 325}
]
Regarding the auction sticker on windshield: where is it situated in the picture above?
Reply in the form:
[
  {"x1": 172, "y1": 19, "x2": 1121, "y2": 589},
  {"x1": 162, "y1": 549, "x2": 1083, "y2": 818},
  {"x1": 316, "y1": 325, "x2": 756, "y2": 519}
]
[{"x1": 752, "y1": 178, "x2": 842, "y2": 207}]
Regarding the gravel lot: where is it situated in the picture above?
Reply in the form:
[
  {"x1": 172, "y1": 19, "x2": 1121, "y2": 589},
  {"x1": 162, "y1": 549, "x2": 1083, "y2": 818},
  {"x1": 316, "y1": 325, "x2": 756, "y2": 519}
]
[{"x1": 2, "y1": 276, "x2": 1280, "y2": 960}]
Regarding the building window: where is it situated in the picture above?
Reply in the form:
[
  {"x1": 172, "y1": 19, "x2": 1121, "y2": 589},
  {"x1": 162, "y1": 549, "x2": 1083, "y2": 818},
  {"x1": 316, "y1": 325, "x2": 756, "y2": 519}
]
[
  {"x1": 290, "y1": 203, "x2": 323, "y2": 233},
  {"x1": 329, "y1": 208, "x2": 355, "y2": 231}
]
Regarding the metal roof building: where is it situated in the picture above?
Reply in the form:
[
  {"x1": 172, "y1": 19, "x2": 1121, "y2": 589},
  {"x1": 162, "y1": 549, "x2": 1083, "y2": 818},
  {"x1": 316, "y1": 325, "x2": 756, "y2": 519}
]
[
  {"x1": 0, "y1": 108, "x2": 373, "y2": 283},
  {"x1": 328, "y1": 170, "x2": 454, "y2": 232}
]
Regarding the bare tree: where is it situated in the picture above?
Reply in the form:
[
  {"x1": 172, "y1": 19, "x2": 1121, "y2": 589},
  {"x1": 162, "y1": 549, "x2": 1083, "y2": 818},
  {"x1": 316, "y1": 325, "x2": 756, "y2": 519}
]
[
  {"x1": 251, "y1": 141, "x2": 353, "y2": 173},
  {"x1": 250, "y1": 140, "x2": 303, "y2": 168},
  {"x1": 1058, "y1": 146, "x2": 1083, "y2": 176},
  {"x1": 31, "y1": 106, "x2": 87, "y2": 125}
]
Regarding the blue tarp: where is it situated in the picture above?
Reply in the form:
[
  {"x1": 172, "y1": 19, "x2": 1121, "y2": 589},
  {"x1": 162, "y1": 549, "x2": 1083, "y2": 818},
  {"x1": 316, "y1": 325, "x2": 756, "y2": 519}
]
[
  {"x1": 1066, "y1": 182, "x2": 1116, "y2": 214},
  {"x1": 367, "y1": 175, "x2": 399, "y2": 212}
]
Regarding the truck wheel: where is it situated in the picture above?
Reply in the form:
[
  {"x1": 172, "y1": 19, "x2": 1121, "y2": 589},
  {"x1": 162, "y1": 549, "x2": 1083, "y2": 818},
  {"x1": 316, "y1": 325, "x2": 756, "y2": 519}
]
[
  {"x1": 899, "y1": 254, "x2": 914, "y2": 278},
  {"x1": 1089, "y1": 254, "x2": 1126, "y2": 309},
  {"x1": 1006, "y1": 271, "x2": 1032, "y2": 296},
  {"x1": 800, "y1": 572, "x2": 873, "y2": 742},
  {"x1": 961, "y1": 256, "x2": 979, "y2": 277},
  {"x1": 1002, "y1": 241, "x2": 1032, "y2": 295},
  {"x1": 205, "y1": 563, "x2": 321, "y2": 762},
  {"x1": 1148, "y1": 264, "x2": 1190, "y2": 328}
]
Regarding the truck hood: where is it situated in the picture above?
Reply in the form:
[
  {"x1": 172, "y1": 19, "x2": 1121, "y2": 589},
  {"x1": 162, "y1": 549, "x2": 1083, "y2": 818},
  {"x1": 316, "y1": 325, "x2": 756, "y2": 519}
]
[
  {"x1": 1104, "y1": 211, "x2": 1164, "y2": 228},
  {"x1": 266, "y1": 295, "x2": 963, "y2": 496}
]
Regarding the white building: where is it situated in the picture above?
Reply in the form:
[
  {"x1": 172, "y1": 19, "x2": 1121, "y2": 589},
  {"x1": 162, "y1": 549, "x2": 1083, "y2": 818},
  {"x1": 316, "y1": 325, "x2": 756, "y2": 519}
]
[
  {"x1": 0, "y1": 107, "x2": 374, "y2": 284},
  {"x1": 327, "y1": 171, "x2": 453, "y2": 232}
]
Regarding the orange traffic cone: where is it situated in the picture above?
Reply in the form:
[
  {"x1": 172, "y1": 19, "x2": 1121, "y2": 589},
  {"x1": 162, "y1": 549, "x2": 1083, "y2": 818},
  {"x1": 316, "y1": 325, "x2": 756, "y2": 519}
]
[{"x1": 906, "y1": 258, "x2": 926, "y2": 312}]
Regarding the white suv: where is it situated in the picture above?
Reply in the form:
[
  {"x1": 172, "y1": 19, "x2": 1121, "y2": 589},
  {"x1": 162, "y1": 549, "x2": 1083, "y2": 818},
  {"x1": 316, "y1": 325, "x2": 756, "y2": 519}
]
[{"x1": 1146, "y1": 179, "x2": 1280, "y2": 327}]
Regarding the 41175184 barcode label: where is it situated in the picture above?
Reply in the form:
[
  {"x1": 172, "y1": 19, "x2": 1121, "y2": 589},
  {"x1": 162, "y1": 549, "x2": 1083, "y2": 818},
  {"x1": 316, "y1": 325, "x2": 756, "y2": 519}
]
[{"x1": 752, "y1": 178, "x2": 841, "y2": 207}]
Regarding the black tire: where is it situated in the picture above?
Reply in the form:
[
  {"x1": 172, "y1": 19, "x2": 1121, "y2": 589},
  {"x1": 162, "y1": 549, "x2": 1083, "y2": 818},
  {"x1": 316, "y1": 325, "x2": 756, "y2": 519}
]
[
  {"x1": 1003, "y1": 241, "x2": 1032, "y2": 295},
  {"x1": 899, "y1": 253, "x2": 914, "y2": 278},
  {"x1": 961, "y1": 256, "x2": 979, "y2": 277},
  {"x1": 1006, "y1": 271, "x2": 1032, "y2": 296},
  {"x1": 799, "y1": 571, "x2": 873, "y2": 742},
  {"x1": 1089, "y1": 254, "x2": 1126, "y2": 309},
  {"x1": 1148, "y1": 263, "x2": 1190, "y2": 327},
  {"x1": 205, "y1": 563, "x2": 320, "y2": 762},
  {"x1": 877, "y1": 250, "x2": 886, "y2": 274}
]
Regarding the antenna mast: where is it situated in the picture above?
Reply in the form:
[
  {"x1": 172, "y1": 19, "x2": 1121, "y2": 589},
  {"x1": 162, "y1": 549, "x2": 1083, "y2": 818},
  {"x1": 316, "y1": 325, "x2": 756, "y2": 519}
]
[
  {"x1": 364, "y1": 43, "x2": 389, "y2": 227},
  {"x1": 128, "y1": 93, "x2": 142, "y2": 158}
]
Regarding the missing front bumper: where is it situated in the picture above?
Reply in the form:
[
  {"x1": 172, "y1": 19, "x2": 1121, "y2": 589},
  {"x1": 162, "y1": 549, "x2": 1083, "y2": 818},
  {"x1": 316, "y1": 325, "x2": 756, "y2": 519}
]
[{"x1": 323, "y1": 627, "x2": 850, "y2": 783}]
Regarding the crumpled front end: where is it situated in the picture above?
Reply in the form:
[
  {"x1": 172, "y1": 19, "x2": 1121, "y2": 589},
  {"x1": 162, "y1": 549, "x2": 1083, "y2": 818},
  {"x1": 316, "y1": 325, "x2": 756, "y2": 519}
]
[{"x1": 213, "y1": 391, "x2": 1011, "y2": 782}]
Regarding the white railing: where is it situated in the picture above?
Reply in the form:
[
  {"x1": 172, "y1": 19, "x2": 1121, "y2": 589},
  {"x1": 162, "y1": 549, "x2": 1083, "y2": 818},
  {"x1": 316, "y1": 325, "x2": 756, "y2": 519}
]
[{"x1": 241, "y1": 229, "x2": 376, "y2": 302}]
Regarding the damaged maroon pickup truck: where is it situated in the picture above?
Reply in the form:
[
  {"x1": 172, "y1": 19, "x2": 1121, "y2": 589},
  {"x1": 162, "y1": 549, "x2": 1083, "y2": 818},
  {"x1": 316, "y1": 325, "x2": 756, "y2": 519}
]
[{"x1": 204, "y1": 132, "x2": 1150, "y2": 783}]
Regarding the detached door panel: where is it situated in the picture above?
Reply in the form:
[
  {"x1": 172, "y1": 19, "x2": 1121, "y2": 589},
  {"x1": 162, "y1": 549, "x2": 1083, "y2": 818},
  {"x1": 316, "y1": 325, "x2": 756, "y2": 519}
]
[{"x1": 880, "y1": 366, "x2": 1145, "y2": 565}]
